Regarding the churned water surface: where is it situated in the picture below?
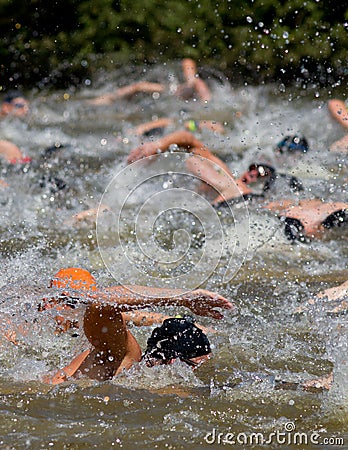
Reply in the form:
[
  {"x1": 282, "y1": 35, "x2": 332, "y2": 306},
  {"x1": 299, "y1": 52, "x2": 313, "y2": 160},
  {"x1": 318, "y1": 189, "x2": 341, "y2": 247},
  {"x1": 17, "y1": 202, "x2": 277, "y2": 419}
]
[{"x1": 0, "y1": 63, "x2": 347, "y2": 449}]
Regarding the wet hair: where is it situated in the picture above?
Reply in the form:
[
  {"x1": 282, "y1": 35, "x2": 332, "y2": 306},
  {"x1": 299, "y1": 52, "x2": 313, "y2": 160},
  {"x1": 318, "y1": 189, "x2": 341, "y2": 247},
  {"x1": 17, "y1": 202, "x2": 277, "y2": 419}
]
[
  {"x1": 143, "y1": 315, "x2": 211, "y2": 366},
  {"x1": 3, "y1": 90, "x2": 25, "y2": 103},
  {"x1": 275, "y1": 135, "x2": 309, "y2": 154}
]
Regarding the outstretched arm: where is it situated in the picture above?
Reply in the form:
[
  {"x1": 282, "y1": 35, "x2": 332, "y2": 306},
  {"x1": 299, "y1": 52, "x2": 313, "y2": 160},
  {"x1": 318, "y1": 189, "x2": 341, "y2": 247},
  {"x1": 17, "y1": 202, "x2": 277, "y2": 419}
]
[
  {"x1": 127, "y1": 130, "x2": 203, "y2": 163},
  {"x1": 127, "y1": 130, "x2": 233, "y2": 175},
  {"x1": 133, "y1": 118, "x2": 174, "y2": 136},
  {"x1": 88, "y1": 82, "x2": 165, "y2": 105},
  {"x1": 97, "y1": 285, "x2": 234, "y2": 319},
  {"x1": 185, "y1": 153, "x2": 251, "y2": 203},
  {"x1": 122, "y1": 310, "x2": 217, "y2": 334}
]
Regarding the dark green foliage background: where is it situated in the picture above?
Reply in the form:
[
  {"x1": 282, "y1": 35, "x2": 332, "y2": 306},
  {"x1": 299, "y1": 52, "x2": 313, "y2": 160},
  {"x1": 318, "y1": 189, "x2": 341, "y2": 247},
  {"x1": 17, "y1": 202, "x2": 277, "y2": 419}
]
[{"x1": 0, "y1": 0, "x2": 347, "y2": 88}]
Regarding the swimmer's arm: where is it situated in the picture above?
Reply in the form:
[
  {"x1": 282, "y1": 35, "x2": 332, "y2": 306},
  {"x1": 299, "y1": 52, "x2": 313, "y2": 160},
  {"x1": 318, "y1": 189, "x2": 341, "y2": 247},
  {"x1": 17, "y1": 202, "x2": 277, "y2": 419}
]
[
  {"x1": 114, "y1": 330, "x2": 142, "y2": 376},
  {"x1": 68, "y1": 204, "x2": 111, "y2": 225},
  {"x1": 127, "y1": 130, "x2": 204, "y2": 163},
  {"x1": 99, "y1": 286, "x2": 234, "y2": 319},
  {"x1": 127, "y1": 130, "x2": 233, "y2": 174},
  {"x1": 316, "y1": 280, "x2": 348, "y2": 301},
  {"x1": 185, "y1": 152, "x2": 250, "y2": 202},
  {"x1": 133, "y1": 118, "x2": 174, "y2": 136},
  {"x1": 43, "y1": 349, "x2": 90, "y2": 385},
  {"x1": 328, "y1": 99, "x2": 348, "y2": 129},
  {"x1": 329, "y1": 134, "x2": 348, "y2": 153},
  {"x1": 115, "y1": 81, "x2": 165, "y2": 98},
  {"x1": 88, "y1": 82, "x2": 165, "y2": 105},
  {"x1": 128, "y1": 130, "x2": 233, "y2": 178},
  {"x1": 192, "y1": 77, "x2": 211, "y2": 103}
]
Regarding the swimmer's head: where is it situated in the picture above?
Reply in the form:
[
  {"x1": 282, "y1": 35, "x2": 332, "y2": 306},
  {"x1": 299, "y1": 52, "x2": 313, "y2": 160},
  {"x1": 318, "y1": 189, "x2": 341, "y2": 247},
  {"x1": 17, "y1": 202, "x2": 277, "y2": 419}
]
[
  {"x1": 275, "y1": 135, "x2": 309, "y2": 154},
  {"x1": 41, "y1": 143, "x2": 67, "y2": 160},
  {"x1": 50, "y1": 267, "x2": 97, "y2": 291},
  {"x1": 143, "y1": 315, "x2": 211, "y2": 367},
  {"x1": 241, "y1": 163, "x2": 276, "y2": 185},
  {"x1": 1, "y1": 90, "x2": 29, "y2": 117}
]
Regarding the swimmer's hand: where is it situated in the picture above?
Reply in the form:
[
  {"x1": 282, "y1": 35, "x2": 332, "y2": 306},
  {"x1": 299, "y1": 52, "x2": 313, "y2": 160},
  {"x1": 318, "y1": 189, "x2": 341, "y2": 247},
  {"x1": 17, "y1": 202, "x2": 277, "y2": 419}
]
[
  {"x1": 182, "y1": 289, "x2": 234, "y2": 319},
  {"x1": 127, "y1": 142, "x2": 159, "y2": 163}
]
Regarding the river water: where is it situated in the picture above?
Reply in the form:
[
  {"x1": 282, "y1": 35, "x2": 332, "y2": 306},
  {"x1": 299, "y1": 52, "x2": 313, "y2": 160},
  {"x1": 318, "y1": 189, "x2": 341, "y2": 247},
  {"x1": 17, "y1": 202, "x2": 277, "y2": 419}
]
[{"x1": 0, "y1": 62, "x2": 347, "y2": 449}]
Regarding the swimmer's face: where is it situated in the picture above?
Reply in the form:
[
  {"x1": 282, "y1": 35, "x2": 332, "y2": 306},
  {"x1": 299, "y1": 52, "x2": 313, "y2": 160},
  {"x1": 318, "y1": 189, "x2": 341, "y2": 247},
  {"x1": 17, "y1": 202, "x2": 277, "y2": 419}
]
[
  {"x1": 2, "y1": 97, "x2": 29, "y2": 117},
  {"x1": 241, "y1": 168, "x2": 260, "y2": 184}
]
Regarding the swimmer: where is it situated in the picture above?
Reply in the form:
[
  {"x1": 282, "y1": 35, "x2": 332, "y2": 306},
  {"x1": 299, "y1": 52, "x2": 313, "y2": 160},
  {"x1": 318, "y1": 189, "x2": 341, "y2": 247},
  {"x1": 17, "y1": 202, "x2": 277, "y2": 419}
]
[
  {"x1": 263, "y1": 198, "x2": 348, "y2": 242},
  {"x1": 0, "y1": 92, "x2": 31, "y2": 165},
  {"x1": 0, "y1": 90, "x2": 29, "y2": 117},
  {"x1": 132, "y1": 117, "x2": 225, "y2": 138},
  {"x1": 274, "y1": 135, "x2": 309, "y2": 155},
  {"x1": 239, "y1": 163, "x2": 303, "y2": 193},
  {"x1": 43, "y1": 268, "x2": 232, "y2": 384},
  {"x1": 1, "y1": 267, "x2": 234, "y2": 382},
  {"x1": 127, "y1": 130, "x2": 303, "y2": 206},
  {"x1": 88, "y1": 58, "x2": 212, "y2": 105},
  {"x1": 45, "y1": 304, "x2": 213, "y2": 384},
  {"x1": 328, "y1": 99, "x2": 348, "y2": 153}
]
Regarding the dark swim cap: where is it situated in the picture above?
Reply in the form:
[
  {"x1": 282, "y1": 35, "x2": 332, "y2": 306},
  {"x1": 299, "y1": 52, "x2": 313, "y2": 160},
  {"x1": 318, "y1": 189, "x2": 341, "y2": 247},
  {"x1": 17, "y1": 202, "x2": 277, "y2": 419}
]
[
  {"x1": 41, "y1": 143, "x2": 67, "y2": 160},
  {"x1": 275, "y1": 135, "x2": 309, "y2": 153},
  {"x1": 3, "y1": 90, "x2": 25, "y2": 103},
  {"x1": 248, "y1": 163, "x2": 276, "y2": 178},
  {"x1": 144, "y1": 316, "x2": 211, "y2": 365},
  {"x1": 322, "y1": 209, "x2": 348, "y2": 229}
]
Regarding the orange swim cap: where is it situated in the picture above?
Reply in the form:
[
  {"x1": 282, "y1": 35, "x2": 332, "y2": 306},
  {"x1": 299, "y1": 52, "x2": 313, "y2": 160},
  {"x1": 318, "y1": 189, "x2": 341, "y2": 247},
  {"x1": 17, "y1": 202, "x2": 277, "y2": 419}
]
[{"x1": 50, "y1": 267, "x2": 97, "y2": 291}]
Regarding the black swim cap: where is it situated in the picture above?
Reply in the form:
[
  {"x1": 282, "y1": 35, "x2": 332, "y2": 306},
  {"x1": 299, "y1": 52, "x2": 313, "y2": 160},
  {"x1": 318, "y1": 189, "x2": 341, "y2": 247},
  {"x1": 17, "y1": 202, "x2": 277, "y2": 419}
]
[
  {"x1": 144, "y1": 316, "x2": 211, "y2": 365},
  {"x1": 3, "y1": 90, "x2": 25, "y2": 103},
  {"x1": 275, "y1": 135, "x2": 309, "y2": 153},
  {"x1": 41, "y1": 143, "x2": 67, "y2": 160},
  {"x1": 248, "y1": 163, "x2": 276, "y2": 178},
  {"x1": 322, "y1": 210, "x2": 348, "y2": 229}
]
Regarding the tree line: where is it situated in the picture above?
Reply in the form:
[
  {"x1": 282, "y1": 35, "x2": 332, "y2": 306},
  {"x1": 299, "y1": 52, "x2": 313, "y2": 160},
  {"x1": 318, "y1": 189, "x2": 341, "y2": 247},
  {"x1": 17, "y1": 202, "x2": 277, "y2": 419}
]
[{"x1": 0, "y1": 0, "x2": 347, "y2": 88}]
